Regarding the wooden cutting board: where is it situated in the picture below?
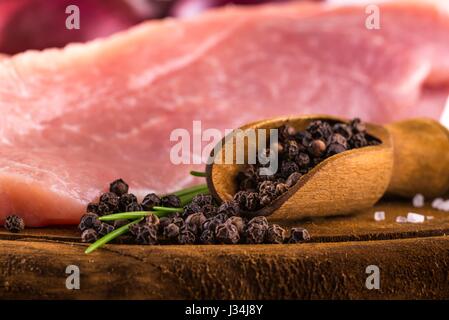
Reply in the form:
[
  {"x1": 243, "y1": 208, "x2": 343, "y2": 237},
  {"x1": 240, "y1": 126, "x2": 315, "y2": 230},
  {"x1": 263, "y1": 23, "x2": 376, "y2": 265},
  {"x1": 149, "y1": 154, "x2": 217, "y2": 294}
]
[{"x1": 1, "y1": 199, "x2": 449, "y2": 299}]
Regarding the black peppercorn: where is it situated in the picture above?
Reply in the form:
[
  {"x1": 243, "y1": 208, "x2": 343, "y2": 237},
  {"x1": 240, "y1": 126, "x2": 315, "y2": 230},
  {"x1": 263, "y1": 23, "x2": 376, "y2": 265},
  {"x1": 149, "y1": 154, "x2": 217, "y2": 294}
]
[
  {"x1": 308, "y1": 139, "x2": 326, "y2": 157},
  {"x1": 178, "y1": 226, "x2": 196, "y2": 244},
  {"x1": 119, "y1": 193, "x2": 138, "y2": 212},
  {"x1": 78, "y1": 213, "x2": 101, "y2": 232},
  {"x1": 191, "y1": 194, "x2": 214, "y2": 207},
  {"x1": 278, "y1": 125, "x2": 296, "y2": 141},
  {"x1": 171, "y1": 215, "x2": 185, "y2": 228},
  {"x1": 4, "y1": 215, "x2": 25, "y2": 233},
  {"x1": 245, "y1": 192, "x2": 260, "y2": 211},
  {"x1": 307, "y1": 120, "x2": 333, "y2": 140},
  {"x1": 288, "y1": 227, "x2": 311, "y2": 243},
  {"x1": 217, "y1": 200, "x2": 240, "y2": 217},
  {"x1": 96, "y1": 202, "x2": 113, "y2": 216},
  {"x1": 326, "y1": 143, "x2": 347, "y2": 156},
  {"x1": 328, "y1": 133, "x2": 348, "y2": 149},
  {"x1": 202, "y1": 216, "x2": 222, "y2": 233},
  {"x1": 81, "y1": 228, "x2": 98, "y2": 243},
  {"x1": 295, "y1": 152, "x2": 310, "y2": 169},
  {"x1": 332, "y1": 123, "x2": 352, "y2": 139},
  {"x1": 130, "y1": 224, "x2": 158, "y2": 245},
  {"x1": 245, "y1": 222, "x2": 267, "y2": 244},
  {"x1": 158, "y1": 216, "x2": 172, "y2": 233},
  {"x1": 349, "y1": 133, "x2": 368, "y2": 148},
  {"x1": 201, "y1": 204, "x2": 218, "y2": 218},
  {"x1": 266, "y1": 224, "x2": 286, "y2": 244},
  {"x1": 285, "y1": 172, "x2": 302, "y2": 188},
  {"x1": 99, "y1": 192, "x2": 120, "y2": 213},
  {"x1": 350, "y1": 118, "x2": 366, "y2": 133},
  {"x1": 96, "y1": 222, "x2": 115, "y2": 237},
  {"x1": 280, "y1": 161, "x2": 299, "y2": 179},
  {"x1": 215, "y1": 222, "x2": 240, "y2": 244},
  {"x1": 259, "y1": 193, "x2": 273, "y2": 207},
  {"x1": 163, "y1": 223, "x2": 180, "y2": 242},
  {"x1": 258, "y1": 180, "x2": 276, "y2": 196},
  {"x1": 285, "y1": 140, "x2": 301, "y2": 159},
  {"x1": 161, "y1": 194, "x2": 181, "y2": 208},
  {"x1": 86, "y1": 202, "x2": 99, "y2": 214},
  {"x1": 183, "y1": 202, "x2": 202, "y2": 218},
  {"x1": 109, "y1": 178, "x2": 129, "y2": 197},
  {"x1": 295, "y1": 131, "x2": 313, "y2": 147},
  {"x1": 226, "y1": 216, "x2": 245, "y2": 235},
  {"x1": 275, "y1": 183, "x2": 289, "y2": 197},
  {"x1": 185, "y1": 212, "x2": 206, "y2": 235},
  {"x1": 248, "y1": 216, "x2": 269, "y2": 227},
  {"x1": 200, "y1": 229, "x2": 215, "y2": 244},
  {"x1": 145, "y1": 213, "x2": 160, "y2": 226},
  {"x1": 141, "y1": 193, "x2": 161, "y2": 211},
  {"x1": 125, "y1": 202, "x2": 143, "y2": 212}
]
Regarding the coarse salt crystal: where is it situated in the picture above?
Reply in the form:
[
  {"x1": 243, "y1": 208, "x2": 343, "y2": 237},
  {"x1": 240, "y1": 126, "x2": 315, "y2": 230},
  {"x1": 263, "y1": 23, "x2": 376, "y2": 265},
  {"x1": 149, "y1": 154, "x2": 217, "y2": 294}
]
[
  {"x1": 374, "y1": 211, "x2": 385, "y2": 221},
  {"x1": 440, "y1": 200, "x2": 449, "y2": 212},
  {"x1": 407, "y1": 212, "x2": 425, "y2": 223},
  {"x1": 432, "y1": 198, "x2": 444, "y2": 209},
  {"x1": 396, "y1": 216, "x2": 407, "y2": 223},
  {"x1": 412, "y1": 194, "x2": 424, "y2": 208}
]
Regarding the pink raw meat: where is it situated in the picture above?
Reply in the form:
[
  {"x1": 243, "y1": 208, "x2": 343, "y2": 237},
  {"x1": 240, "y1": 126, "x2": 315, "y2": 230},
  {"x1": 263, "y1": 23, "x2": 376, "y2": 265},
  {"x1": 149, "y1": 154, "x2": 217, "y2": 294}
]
[{"x1": 1, "y1": 1, "x2": 449, "y2": 226}]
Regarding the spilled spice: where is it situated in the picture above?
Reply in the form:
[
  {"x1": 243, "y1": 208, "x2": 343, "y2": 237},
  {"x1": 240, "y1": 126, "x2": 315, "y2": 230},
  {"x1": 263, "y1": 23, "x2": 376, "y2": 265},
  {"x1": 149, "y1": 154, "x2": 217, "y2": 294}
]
[{"x1": 80, "y1": 178, "x2": 310, "y2": 252}]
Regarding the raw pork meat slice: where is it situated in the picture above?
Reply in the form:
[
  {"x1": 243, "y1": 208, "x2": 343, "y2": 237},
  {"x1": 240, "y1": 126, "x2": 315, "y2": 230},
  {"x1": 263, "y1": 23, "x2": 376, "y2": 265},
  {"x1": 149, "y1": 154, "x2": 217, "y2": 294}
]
[{"x1": 1, "y1": 1, "x2": 449, "y2": 226}]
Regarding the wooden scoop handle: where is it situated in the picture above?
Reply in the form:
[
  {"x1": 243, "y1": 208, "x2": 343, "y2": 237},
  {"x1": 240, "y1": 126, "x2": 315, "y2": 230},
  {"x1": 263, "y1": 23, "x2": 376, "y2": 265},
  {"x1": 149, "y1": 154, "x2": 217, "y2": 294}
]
[{"x1": 385, "y1": 118, "x2": 449, "y2": 198}]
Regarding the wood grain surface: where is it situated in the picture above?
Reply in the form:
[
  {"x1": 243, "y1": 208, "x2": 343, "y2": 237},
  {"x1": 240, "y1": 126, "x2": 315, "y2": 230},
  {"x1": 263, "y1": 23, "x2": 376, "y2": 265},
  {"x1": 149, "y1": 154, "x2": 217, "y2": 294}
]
[{"x1": 1, "y1": 199, "x2": 449, "y2": 299}]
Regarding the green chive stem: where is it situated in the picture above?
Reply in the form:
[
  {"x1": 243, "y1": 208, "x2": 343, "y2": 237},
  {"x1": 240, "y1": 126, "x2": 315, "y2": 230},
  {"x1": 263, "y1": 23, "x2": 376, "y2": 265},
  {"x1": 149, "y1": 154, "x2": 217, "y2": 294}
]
[
  {"x1": 152, "y1": 206, "x2": 183, "y2": 213},
  {"x1": 99, "y1": 211, "x2": 160, "y2": 221},
  {"x1": 172, "y1": 184, "x2": 208, "y2": 197},
  {"x1": 85, "y1": 218, "x2": 142, "y2": 254},
  {"x1": 190, "y1": 170, "x2": 207, "y2": 177}
]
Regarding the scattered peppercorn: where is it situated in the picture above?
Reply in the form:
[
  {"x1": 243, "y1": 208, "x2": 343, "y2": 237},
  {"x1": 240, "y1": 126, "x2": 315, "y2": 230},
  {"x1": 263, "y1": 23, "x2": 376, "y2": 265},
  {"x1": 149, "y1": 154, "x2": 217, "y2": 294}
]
[
  {"x1": 266, "y1": 224, "x2": 286, "y2": 244},
  {"x1": 185, "y1": 212, "x2": 206, "y2": 235},
  {"x1": 125, "y1": 202, "x2": 143, "y2": 212},
  {"x1": 4, "y1": 215, "x2": 25, "y2": 233},
  {"x1": 78, "y1": 213, "x2": 101, "y2": 232},
  {"x1": 161, "y1": 194, "x2": 181, "y2": 208},
  {"x1": 288, "y1": 227, "x2": 311, "y2": 243},
  {"x1": 96, "y1": 222, "x2": 115, "y2": 237},
  {"x1": 215, "y1": 222, "x2": 240, "y2": 244},
  {"x1": 200, "y1": 229, "x2": 215, "y2": 244},
  {"x1": 178, "y1": 226, "x2": 196, "y2": 244},
  {"x1": 130, "y1": 224, "x2": 158, "y2": 245},
  {"x1": 86, "y1": 202, "x2": 99, "y2": 214},
  {"x1": 163, "y1": 223, "x2": 180, "y2": 242},
  {"x1": 141, "y1": 193, "x2": 161, "y2": 211},
  {"x1": 80, "y1": 180, "x2": 312, "y2": 246},
  {"x1": 99, "y1": 192, "x2": 120, "y2": 213},
  {"x1": 119, "y1": 193, "x2": 138, "y2": 212},
  {"x1": 191, "y1": 194, "x2": 214, "y2": 207},
  {"x1": 109, "y1": 178, "x2": 129, "y2": 197},
  {"x1": 81, "y1": 228, "x2": 98, "y2": 243}
]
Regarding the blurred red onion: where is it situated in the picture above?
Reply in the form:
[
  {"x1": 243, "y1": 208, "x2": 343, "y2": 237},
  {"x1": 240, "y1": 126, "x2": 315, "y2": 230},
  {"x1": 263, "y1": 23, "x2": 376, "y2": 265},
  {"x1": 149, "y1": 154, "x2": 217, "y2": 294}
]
[
  {"x1": 0, "y1": 0, "x2": 166, "y2": 54},
  {"x1": 170, "y1": 0, "x2": 290, "y2": 18},
  {"x1": 0, "y1": 0, "x2": 304, "y2": 54}
]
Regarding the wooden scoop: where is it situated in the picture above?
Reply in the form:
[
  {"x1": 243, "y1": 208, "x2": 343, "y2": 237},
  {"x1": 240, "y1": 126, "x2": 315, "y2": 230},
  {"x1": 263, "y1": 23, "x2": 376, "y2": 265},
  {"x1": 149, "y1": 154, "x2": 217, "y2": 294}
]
[
  {"x1": 206, "y1": 115, "x2": 393, "y2": 220},
  {"x1": 206, "y1": 115, "x2": 449, "y2": 220},
  {"x1": 385, "y1": 118, "x2": 449, "y2": 198}
]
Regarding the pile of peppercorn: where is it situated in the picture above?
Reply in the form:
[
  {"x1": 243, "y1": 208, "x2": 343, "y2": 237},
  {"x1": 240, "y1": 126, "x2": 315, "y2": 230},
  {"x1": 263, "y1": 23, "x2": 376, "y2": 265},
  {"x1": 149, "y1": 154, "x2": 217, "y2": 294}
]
[
  {"x1": 234, "y1": 118, "x2": 380, "y2": 211},
  {"x1": 79, "y1": 179, "x2": 310, "y2": 245}
]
